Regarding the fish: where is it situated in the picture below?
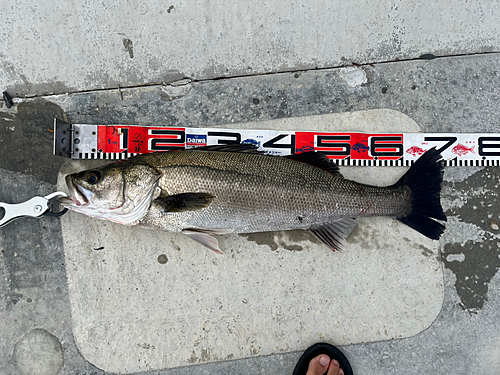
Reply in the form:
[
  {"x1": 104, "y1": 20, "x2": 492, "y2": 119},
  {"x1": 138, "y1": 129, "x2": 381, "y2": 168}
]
[
  {"x1": 405, "y1": 146, "x2": 426, "y2": 157},
  {"x1": 451, "y1": 143, "x2": 475, "y2": 156},
  {"x1": 59, "y1": 145, "x2": 446, "y2": 254},
  {"x1": 352, "y1": 142, "x2": 369, "y2": 153}
]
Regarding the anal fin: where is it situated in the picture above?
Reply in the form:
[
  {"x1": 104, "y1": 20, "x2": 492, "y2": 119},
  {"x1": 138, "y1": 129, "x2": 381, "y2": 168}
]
[
  {"x1": 309, "y1": 218, "x2": 357, "y2": 252},
  {"x1": 182, "y1": 228, "x2": 234, "y2": 254}
]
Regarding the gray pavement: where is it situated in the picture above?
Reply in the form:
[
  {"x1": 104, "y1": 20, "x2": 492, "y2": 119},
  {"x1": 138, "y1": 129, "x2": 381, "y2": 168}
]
[
  {"x1": 2, "y1": 0, "x2": 500, "y2": 96},
  {"x1": 1, "y1": 2, "x2": 500, "y2": 375}
]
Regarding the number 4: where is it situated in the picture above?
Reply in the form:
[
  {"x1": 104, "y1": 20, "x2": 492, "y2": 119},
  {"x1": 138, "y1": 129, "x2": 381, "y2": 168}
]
[{"x1": 263, "y1": 134, "x2": 296, "y2": 153}]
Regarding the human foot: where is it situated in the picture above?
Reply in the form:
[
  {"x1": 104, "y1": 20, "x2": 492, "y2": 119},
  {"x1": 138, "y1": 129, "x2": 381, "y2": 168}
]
[
  {"x1": 306, "y1": 354, "x2": 343, "y2": 375},
  {"x1": 292, "y1": 343, "x2": 353, "y2": 375}
]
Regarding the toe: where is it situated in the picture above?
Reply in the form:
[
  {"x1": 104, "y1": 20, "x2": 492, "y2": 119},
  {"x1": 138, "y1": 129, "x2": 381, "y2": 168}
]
[
  {"x1": 306, "y1": 354, "x2": 330, "y2": 375},
  {"x1": 326, "y1": 359, "x2": 340, "y2": 375}
]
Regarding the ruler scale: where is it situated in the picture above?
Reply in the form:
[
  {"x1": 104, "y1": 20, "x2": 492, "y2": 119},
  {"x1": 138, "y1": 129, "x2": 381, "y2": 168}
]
[{"x1": 53, "y1": 119, "x2": 500, "y2": 167}]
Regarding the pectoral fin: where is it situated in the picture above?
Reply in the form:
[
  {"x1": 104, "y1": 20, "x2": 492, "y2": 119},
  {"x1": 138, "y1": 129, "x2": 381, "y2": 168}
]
[
  {"x1": 155, "y1": 193, "x2": 214, "y2": 212},
  {"x1": 309, "y1": 218, "x2": 357, "y2": 252},
  {"x1": 182, "y1": 228, "x2": 234, "y2": 254}
]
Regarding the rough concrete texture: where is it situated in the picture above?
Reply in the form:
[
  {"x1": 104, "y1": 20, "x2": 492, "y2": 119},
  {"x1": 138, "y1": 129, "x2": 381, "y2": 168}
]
[
  {"x1": 41, "y1": 54, "x2": 500, "y2": 134},
  {"x1": 1, "y1": 36, "x2": 500, "y2": 375},
  {"x1": 0, "y1": 99, "x2": 68, "y2": 184},
  {"x1": 0, "y1": 170, "x2": 101, "y2": 375},
  {"x1": 13, "y1": 328, "x2": 64, "y2": 375},
  {"x1": 441, "y1": 168, "x2": 500, "y2": 312},
  {"x1": 57, "y1": 111, "x2": 443, "y2": 372},
  {"x1": 1, "y1": 1, "x2": 500, "y2": 96}
]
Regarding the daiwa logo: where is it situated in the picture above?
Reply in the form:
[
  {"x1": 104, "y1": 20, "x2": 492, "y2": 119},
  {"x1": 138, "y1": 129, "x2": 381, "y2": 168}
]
[{"x1": 186, "y1": 134, "x2": 207, "y2": 146}]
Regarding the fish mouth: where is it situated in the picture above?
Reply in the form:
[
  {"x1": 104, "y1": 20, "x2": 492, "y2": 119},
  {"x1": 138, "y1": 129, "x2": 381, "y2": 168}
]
[{"x1": 58, "y1": 175, "x2": 94, "y2": 207}]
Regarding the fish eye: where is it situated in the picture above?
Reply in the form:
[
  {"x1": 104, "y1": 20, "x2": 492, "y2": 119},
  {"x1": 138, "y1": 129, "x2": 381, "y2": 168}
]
[{"x1": 86, "y1": 171, "x2": 101, "y2": 185}]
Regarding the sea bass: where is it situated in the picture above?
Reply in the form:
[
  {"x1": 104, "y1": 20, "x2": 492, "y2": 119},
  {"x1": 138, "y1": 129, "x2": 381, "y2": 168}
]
[{"x1": 59, "y1": 145, "x2": 446, "y2": 253}]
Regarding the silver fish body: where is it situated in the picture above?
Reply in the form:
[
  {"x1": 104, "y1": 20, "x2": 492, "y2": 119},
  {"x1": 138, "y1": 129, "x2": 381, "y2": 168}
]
[
  {"x1": 140, "y1": 150, "x2": 408, "y2": 231},
  {"x1": 60, "y1": 146, "x2": 446, "y2": 253}
]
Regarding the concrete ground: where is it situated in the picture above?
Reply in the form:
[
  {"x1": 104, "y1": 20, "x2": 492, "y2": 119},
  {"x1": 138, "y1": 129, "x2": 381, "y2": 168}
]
[{"x1": 1, "y1": 1, "x2": 500, "y2": 375}]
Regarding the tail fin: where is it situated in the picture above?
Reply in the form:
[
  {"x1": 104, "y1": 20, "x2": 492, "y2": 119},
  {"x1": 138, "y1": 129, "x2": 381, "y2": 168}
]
[{"x1": 395, "y1": 147, "x2": 446, "y2": 240}]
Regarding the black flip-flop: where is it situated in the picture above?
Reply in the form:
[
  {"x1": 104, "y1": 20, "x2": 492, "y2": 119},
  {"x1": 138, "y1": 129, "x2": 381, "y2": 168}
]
[{"x1": 292, "y1": 343, "x2": 354, "y2": 375}]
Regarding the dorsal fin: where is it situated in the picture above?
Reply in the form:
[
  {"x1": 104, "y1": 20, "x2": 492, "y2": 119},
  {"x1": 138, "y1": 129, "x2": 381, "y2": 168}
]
[
  {"x1": 191, "y1": 144, "x2": 264, "y2": 154},
  {"x1": 192, "y1": 145, "x2": 342, "y2": 176},
  {"x1": 287, "y1": 152, "x2": 343, "y2": 177}
]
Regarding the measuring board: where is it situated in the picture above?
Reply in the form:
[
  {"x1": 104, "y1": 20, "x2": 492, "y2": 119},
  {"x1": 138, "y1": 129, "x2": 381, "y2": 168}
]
[{"x1": 53, "y1": 119, "x2": 500, "y2": 167}]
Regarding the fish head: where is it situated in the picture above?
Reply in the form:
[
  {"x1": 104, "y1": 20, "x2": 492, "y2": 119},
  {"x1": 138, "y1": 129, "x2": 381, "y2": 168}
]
[{"x1": 59, "y1": 162, "x2": 161, "y2": 225}]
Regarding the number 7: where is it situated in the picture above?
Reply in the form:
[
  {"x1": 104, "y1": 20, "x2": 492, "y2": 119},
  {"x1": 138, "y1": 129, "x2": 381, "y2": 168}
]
[{"x1": 423, "y1": 136, "x2": 457, "y2": 154}]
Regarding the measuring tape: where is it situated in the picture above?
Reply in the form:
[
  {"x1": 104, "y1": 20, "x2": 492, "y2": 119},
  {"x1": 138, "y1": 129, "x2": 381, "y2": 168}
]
[{"x1": 53, "y1": 119, "x2": 500, "y2": 167}]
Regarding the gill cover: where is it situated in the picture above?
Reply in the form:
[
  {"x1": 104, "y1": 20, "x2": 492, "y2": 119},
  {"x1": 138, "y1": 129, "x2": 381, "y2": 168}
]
[{"x1": 110, "y1": 164, "x2": 162, "y2": 224}]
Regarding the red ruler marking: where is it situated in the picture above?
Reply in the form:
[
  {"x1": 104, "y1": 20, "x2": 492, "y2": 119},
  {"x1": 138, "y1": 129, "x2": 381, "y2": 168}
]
[
  {"x1": 97, "y1": 126, "x2": 186, "y2": 154},
  {"x1": 296, "y1": 132, "x2": 404, "y2": 160}
]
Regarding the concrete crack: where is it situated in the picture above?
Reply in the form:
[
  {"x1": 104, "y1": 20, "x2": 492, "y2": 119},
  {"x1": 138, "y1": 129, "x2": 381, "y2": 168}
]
[{"x1": 2, "y1": 51, "x2": 499, "y2": 101}]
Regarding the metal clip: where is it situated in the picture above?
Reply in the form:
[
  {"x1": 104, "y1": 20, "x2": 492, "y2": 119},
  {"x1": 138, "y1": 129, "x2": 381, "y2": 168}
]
[{"x1": 0, "y1": 192, "x2": 68, "y2": 228}]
